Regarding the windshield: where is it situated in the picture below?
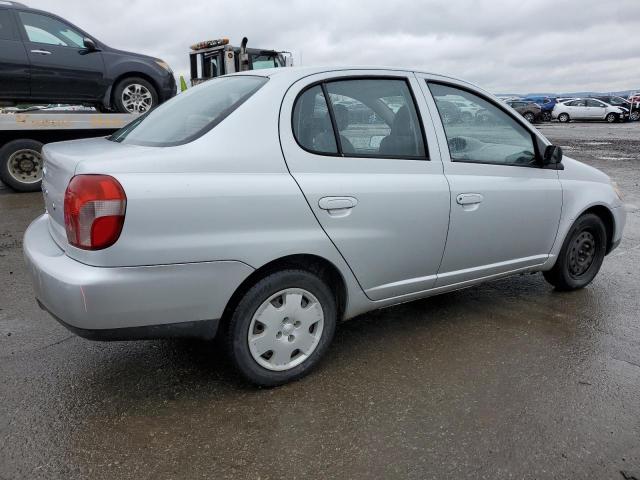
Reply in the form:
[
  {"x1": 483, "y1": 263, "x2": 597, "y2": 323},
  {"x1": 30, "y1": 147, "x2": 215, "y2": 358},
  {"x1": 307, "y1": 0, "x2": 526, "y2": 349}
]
[{"x1": 110, "y1": 76, "x2": 268, "y2": 147}]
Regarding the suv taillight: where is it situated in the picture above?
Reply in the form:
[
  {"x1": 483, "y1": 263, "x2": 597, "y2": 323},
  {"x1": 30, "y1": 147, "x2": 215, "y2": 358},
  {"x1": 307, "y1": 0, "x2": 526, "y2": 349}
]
[{"x1": 64, "y1": 175, "x2": 126, "y2": 250}]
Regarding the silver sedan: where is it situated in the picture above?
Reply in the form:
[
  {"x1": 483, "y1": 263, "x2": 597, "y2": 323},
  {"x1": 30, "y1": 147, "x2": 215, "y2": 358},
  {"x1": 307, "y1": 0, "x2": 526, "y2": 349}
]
[{"x1": 24, "y1": 67, "x2": 626, "y2": 386}]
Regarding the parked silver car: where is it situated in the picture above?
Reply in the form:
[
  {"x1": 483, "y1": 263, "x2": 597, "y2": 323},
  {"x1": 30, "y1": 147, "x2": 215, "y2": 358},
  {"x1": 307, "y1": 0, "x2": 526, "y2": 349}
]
[
  {"x1": 553, "y1": 98, "x2": 629, "y2": 123},
  {"x1": 24, "y1": 67, "x2": 626, "y2": 386}
]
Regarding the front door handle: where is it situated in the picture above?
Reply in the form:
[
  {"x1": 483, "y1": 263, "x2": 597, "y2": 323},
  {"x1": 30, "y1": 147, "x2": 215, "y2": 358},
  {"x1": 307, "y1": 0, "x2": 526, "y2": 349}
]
[
  {"x1": 456, "y1": 193, "x2": 483, "y2": 205},
  {"x1": 318, "y1": 196, "x2": 358, "y2": 216},
  {"x1": 30, "y1": 49, "x2": 52, "y2": 55}
]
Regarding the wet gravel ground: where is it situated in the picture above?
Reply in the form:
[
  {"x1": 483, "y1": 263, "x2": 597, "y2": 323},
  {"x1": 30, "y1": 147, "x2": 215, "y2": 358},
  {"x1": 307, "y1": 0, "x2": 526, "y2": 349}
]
[{"x1": 1, "y1": 123, "x2": 639, "y2": 479}]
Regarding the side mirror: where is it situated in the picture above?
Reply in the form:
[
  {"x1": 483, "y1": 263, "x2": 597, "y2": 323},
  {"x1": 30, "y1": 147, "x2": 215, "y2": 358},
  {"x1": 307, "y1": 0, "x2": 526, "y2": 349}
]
[
  {"x1": 83, "y1": 38, "x2": 98, "y2": 52},
  {"x1": 543, "y1": 145, "x2": 563, "y2": 166}
]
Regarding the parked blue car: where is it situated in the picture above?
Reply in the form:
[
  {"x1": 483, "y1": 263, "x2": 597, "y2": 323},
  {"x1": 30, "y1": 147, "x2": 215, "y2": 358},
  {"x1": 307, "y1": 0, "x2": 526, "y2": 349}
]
[{"x1": 522, "y1": 96, "x2": 556, "y2": 121}]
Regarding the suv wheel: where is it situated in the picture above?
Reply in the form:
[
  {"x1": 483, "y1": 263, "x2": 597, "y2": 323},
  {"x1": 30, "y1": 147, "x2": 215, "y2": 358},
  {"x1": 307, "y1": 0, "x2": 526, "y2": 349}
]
[
  {"x1": 605, "y1": 112, "x2": 617, "y2": 123},
  {"x1": 0, "y1": 139, "x2": 44, "y2": 192},
  {"x1": 542, "y1": 111, "x2": 552, "y2": 122},
  {"x1": 113, "y1": 77, "x2": 158, "y2": 114},
  {"x1": 523, "y1": 111, "x2": 536, "y2": 123},
  {"x1": 543, "y1": 213, "x2": 607, "y2": 291},
  {"x1": 225, "y1": 270, "x2": 337, "y2": 387},
  {"x1": 558, "y1": 113, "x2": 570, "y2": 123}
]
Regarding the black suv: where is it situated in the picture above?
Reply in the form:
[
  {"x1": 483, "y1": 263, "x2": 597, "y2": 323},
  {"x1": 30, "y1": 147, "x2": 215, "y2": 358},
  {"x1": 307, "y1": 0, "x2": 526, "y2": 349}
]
[{"x1": 0, "y1": 2, "x2": 176, "y2": 113}]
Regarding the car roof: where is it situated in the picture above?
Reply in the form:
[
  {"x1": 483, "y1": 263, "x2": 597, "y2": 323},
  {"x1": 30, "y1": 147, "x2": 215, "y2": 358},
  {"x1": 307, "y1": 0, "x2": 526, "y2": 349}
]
[
  {"x1": 230, "y1": 65, "x2": 488, "y2": 93},
  {"x1": 0, "y1": 1, "x2": 29, "y2": 8}
]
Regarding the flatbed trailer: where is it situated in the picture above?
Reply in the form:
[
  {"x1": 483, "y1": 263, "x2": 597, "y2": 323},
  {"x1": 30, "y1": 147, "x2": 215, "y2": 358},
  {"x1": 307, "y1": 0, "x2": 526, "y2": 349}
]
[{"x1": 0, "y1": 112, "x2": 136, "y2": 192}]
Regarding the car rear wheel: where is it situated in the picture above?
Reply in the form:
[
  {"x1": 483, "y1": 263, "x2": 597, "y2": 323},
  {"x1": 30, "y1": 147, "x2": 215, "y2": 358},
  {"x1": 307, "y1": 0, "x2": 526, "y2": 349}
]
[
  {"x1": 113, "y1": 77, "x2": 158, "y2": 114},
  {"x1": 225, "y1": 269, "x2": 337, "y2": 387},
  {"x1": 523, "y1": 111, "x2": 536, "y2": 123},
  {"x1": 0, "y1": 139, "x2": 44, "y2": 192},
  {"x1": 543, "y1": 213, "x2": 607, "y2": 291},
  {"x1": 558, "y1": 113, "x2": 570, "y2": 123},
  {"x1": 605, "y1": 113, "x2": 617, "y2": 123}
]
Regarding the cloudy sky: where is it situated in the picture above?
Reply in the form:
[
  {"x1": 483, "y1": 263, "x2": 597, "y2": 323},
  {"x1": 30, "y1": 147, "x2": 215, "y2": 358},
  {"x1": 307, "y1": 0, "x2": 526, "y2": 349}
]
[{"x1": 27, "y1": 0, "x2": 640, "y2": 94}]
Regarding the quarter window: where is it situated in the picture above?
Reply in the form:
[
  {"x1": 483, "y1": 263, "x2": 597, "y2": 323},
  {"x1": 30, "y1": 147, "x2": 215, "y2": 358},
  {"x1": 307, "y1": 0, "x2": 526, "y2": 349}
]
[
  {"x1": 428, "y1": 82, "x2": 537, "y2": 167},
  {"x1": 292, "y1": 85, "x2": 337, "y2": 154},
  {"x1": 292, "y1": 78, "x2": 426, "y2": 159},
  {"x1": 18, "y1": 12, "x2": 85, "y2": 48}
]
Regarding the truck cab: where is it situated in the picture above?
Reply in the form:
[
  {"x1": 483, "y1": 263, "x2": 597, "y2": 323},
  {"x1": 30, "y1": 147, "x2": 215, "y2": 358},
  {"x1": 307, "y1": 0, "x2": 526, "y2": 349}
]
[{"x1": 189, "y1": 37, "x2": 291, "y2": 85}]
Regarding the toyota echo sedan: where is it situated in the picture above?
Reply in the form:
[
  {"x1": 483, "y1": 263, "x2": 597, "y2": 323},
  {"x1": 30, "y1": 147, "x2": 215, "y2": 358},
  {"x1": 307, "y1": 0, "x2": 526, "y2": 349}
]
[{"x1": 24, "y1": 67, "x2": 626, "y2": 386}]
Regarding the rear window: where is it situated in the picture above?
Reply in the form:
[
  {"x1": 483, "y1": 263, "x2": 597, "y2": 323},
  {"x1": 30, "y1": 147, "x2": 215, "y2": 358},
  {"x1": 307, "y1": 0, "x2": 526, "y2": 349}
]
[{"x1": 110, "y1": 76, "x2": 268, "y2": 147}]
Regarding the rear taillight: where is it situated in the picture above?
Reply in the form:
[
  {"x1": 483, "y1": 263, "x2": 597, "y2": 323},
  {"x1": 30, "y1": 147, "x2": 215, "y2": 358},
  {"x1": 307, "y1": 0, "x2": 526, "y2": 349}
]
[{"x1": 64, "y1": 175, "x2": 126, "y2": 250}]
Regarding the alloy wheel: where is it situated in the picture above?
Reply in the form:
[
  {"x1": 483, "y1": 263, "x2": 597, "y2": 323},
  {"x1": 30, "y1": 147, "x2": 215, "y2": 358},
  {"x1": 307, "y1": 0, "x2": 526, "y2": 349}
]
[
  {"x1": 248, "y1": 288, "x2": 324, "y2": 371},
  {"x1": 121, "y1": 83, "x2": 153, "y2": 113}
]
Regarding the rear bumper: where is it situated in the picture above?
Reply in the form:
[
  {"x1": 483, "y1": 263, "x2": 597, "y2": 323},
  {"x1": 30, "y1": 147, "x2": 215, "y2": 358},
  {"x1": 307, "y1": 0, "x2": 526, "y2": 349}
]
[{"x1": 24, "y1": 214, "x2": 253, "y2": 340}]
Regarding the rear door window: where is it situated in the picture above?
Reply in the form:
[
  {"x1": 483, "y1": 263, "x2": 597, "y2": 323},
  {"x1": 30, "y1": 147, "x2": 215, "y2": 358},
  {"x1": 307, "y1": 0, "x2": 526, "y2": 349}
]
[
  {"x1": 110, "y1": 76, "x2": 267, "y2": 147},
  {"x1": 292, "y1": 78, "x2": 426, "y2": 159},
  {"x1": 0, "y1": 9, "x2": 17, "y2": 40}
]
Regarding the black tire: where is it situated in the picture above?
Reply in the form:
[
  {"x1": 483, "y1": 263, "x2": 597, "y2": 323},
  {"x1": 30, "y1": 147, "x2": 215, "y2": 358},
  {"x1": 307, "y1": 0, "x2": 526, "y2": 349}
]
[
  {"x1": 543, "y1": 213, "x2": 607, "y2": 291},
  {"x1": 112, "y1": 77, "x2": 158, "y2": 113},
  {"x1": 605, "y1": 113, "x2": 617, "y2": 123},
  {"x1": 558, "y1": 113, "x2": 570, "y2": 123},
  {"x1": 94, "y1": 103, "x2": 111, "y2": 113},
  {"x1": 630, "y1": 110, "x2": 640, "y2": 122},
  {"x1": 542, "y1": 111, "x2": 552, "y2": 122},
  {"x1": 225, "y1": 269, "x2": 337, "y2": 387},
  {"x1": 523, "y1": 111, "x2": 536, "y2": 123},
  {"x1": 0, "y1": 139, "x2": 44, "y2": 192}
]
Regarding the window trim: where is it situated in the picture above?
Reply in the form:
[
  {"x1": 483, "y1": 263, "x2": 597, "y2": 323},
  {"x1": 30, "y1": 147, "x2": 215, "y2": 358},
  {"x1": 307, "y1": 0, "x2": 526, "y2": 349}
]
[
  {"x1": 427, "y1": 80, "x2": 544, "y2": 169},
  {"x1": 291, "y1": 75, "x2": 430, "y2": 161}
]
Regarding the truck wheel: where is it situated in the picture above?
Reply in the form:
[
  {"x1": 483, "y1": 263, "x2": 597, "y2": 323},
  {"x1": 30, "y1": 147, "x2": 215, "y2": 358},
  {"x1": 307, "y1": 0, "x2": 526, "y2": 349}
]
[
  {"x1": 605, "y1": 113, "x2": 617, "y2": 123},
  {"x1": 0, "y1": 139, "x2": 44, "y2": 192},
  {"x1": 112, "y1": 77, "x2": 157, "y2": 114},
  {"x1": 225, "y1": 269, "x2": 337, "y2": 387},
  {"x1": 543, "y1": 213, "x2": 607, "y2": 291},
  {"x1": 558, "y1": 113, "x2": 570, "y2": 123}
]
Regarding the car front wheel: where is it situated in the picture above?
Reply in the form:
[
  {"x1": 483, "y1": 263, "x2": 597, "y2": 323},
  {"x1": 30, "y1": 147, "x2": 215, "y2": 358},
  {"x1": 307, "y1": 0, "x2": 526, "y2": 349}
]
[
  {"x1": 605, "y1": 113, "x2": 617, "y2": 123},
  {"x1": 113, "y1": 77, "x2": 158, "y2": 114},
  {"x1": 225, "y1": 269, "x2": 337, "y2": 387},
  {"x1": 543, "y1": 213, "x2": 607, "y2": 291}
]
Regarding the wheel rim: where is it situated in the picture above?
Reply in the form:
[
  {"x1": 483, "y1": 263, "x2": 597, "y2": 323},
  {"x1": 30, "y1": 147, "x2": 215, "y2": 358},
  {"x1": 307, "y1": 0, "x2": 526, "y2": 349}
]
[
  {"x1": 525, "y1": 113, "x2": 534, "y2": 122},
  {"x1": 7, "y1": 149, "x2": 42, "y2": 184},
  {"x1": 606, "y1": 114, "x2": 615, "y2": 123},
  {"x1": 248, "y1": 288, "x2": 324, "y2": 372},
  {"x1": 121, "y1": 83, "x2": 153, "y2": 113},
  {"x1": 631, "y1": 111, "x2": 639, "y2": 121},
  {"x1": 568, "y1": 230, "x2": 596, "y2": 278},
  {"x1": 560, "y1": 114, "x2": 568, "y2": 122}
]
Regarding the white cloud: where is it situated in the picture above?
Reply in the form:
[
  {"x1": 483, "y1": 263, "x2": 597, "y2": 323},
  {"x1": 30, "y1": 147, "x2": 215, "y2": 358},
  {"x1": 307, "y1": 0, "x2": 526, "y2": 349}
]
[{"x1": 26, "y1": 0, "x2": 640, "y2": 93}]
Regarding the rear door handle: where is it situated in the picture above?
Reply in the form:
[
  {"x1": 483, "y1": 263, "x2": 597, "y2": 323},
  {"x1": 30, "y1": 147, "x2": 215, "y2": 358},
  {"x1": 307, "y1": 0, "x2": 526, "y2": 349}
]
[
  {"x1": 318, "y1": 196, "x2": 358, "y2": 215},
  {"x1": 456, "y1": 193, "x2": 483, "y2": 205},
  {"x1": 30, "y1": 49, "x2": 52, "y2": 55}
]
